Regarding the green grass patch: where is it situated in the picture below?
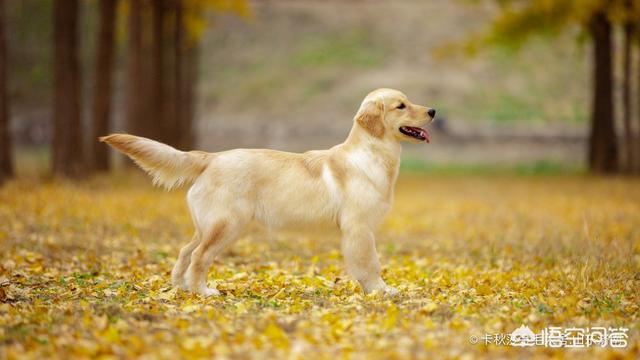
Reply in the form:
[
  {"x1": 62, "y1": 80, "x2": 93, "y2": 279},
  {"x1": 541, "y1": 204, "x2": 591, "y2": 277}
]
[
  {"x1": 291, "y1": 30, "x2": 385, "y2": 69},
  {"x1": 400, "y1": 157, "x2": 583, "y2": 175}
]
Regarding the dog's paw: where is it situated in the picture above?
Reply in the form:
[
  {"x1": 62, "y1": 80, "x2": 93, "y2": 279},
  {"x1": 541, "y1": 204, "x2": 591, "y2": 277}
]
[
  {"x1": 366, "y1": 285, "x2": 399, "y2": 297},
  {"x1": 198, "y1": 287, "x2": 221, "y2": 297},
  {"x1": 382, "y1": 285, "x2": 399, "y2": 297},
  {"x1": 171, "y1": 278, "x2": 189, "y2": 291}
]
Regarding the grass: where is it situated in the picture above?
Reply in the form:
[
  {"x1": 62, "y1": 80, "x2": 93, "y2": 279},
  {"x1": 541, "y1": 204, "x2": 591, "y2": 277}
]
[
  {"x1": 443, "y1": 38, "x2": 589, "y2": 124},
  {"x1": 200, "y1": 4, "x2": 590, "y2": 124},
  {"x1": 290, "y1": 30, "x2": 386, "y2": 69},
  {"x1": 204, "y1": 27, "x2": 386, "y2": 110},
  {"x1": 399, "y1": 157, "x2": 583, "y2": 175},
  {"x1": 0, "y1": 173, "x2": 638, "y2": 358}
]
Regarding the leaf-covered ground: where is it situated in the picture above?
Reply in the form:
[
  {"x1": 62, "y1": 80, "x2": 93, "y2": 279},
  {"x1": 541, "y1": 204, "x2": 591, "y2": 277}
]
[{"x1": 0, "y1": 173, "x2": 639, "y2": 359}]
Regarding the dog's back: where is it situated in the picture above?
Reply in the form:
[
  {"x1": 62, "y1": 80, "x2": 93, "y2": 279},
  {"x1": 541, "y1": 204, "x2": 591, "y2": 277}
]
[{"x1": 189, "y1": 148, "x2": 344, "y2": 229}]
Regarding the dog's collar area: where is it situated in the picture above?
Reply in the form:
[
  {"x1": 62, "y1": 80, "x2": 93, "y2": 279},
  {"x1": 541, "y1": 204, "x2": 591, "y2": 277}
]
[{"x1": 399, "y1": 126, "x2": 430, "y2": 143}]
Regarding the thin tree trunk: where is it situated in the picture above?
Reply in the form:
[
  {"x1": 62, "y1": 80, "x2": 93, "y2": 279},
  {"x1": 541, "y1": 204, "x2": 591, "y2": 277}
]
[
  {"x1": 53, "y1": 0, "x2": 84, "y2": 177},
  {"x1": 172, "y1": 0, "x2": 196, "y2": 150},
  {"x1": 636, "y1": 25, "x2": 640, "y2": 173},
  {"x1": 0, "y1": 0, "x2": 12, "y2": 182},
  {"x1": 172, "y1": 0, "x2": 183, "y2": 148},
  {"x1": 174, "y1": 0, "x2": 196, "y2": 149},
  {"x1": 91, "y1": 0, "x2": 117, "y2": 171},
  {"x1": 151, "y1": 0, "x2": 166, "y2": 142},
  {"x1": 139, "y1": 1, "x2": 155, "y2": 139},
  {"x1": 182, "y1": 42, "x2": 198, "y2": 149},
  {"x1": 160, "y1": 0, "x2": 177, "y2": 147},
  {"x1": 621, "y1": 1, "x2": 634, "y2": 172},
  {"x1": 127, "y1": 0, "x2": 144, "y2": 137},
  {"x1": 637, "y1": 34, "x2": 640, "y2": 173},
  {"x1": 588, "y1": 11, "x2": 618, "y2": 173}
]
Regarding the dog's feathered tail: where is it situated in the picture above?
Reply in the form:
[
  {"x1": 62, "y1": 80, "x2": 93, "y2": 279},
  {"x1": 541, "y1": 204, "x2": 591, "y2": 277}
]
[{"x1": 100, "y1": 134, "x2": 210, "y2": 190}]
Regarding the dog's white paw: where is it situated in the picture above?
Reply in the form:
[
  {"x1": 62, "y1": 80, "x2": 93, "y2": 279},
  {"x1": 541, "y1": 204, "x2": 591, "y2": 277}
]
[
  {"x1": 171, "y1": 277, "x2": 189, "y2": 291},
  {"x1": 383, "y1": 285, "x2": 399, "y2": 296},
  {"x1": 199, "y1": 287, "x2": 221, "y2": 297},
  {"x1": 365, "y1": 284, "x2": 399, "y2": 297}
]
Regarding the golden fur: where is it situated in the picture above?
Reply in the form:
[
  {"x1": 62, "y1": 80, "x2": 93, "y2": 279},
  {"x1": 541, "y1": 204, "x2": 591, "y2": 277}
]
[{"x1": 101, "y1": 88, "x2": 433, "y2": 296}]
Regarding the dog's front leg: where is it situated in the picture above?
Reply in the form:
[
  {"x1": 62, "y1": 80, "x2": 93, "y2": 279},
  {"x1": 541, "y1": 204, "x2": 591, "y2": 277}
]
[{"x1": 341, "y1": 224, "x2": 397, "y2": 295}]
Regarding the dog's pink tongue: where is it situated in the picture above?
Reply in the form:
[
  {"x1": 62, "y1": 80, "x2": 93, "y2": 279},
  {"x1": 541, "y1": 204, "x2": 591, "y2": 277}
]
[{"x1": 419, "y1": 128, "x2": 430, "y2": 143}]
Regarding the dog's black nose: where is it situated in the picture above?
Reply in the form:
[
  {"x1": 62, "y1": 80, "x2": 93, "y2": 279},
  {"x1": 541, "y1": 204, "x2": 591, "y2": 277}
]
[{"x1": 428, "y1": 108, "x2": 436, "y2": 118}]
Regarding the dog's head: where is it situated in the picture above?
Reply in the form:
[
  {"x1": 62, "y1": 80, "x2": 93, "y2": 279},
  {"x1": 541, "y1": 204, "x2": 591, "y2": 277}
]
[{"x1": 354, "y1": 88, "x2": 435, "y2": 143}]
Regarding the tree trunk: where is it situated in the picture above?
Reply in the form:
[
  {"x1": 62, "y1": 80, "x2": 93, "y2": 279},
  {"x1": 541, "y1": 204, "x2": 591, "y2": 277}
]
[
  {"x1": 636, "y1": 24, "x2": 640, "y2": 174},
  {"x1": 91, "y1": 0, "x2": 117, "y2": 171},
  {"x1": 621, "y1": 1, "x2": 634, "y2": 173},
  {"x1": 637, "y1": 33, "x2": 640, "y2": 173},
  {"x1": 588, "y1": 11, "x2": 618, "y2": 173},
  {"x1": 151, "y1": 0, "x2": 166, "y2": 142},
  {"x1": 159, "y1": 0, "x2": 178, "y2": 148},
  {"x1": 0, "y1": 0, "x2": 12, "y2": 182},
  {"x1": 170, "y1": 0, "x2": 196, "y2": 150},
  {"x1": 171, "y1": 0, "x2": 183, "y2": 148},
  {"x1": 181, "y1": 42, "x2": 198, "y2": 150},
  {"x1": 126, "y1": 0, "x2": 144, "y2": 137},
  {"x1": 622, "y1": 24, "x2": 632, "y2": 172},
  {"x1": 53, "y1": 0, "x2": 84, "y2": 177}
]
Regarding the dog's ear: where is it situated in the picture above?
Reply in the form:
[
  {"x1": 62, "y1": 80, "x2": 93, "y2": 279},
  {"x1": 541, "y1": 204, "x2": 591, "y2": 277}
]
[{"x1": 355, "y1": 98, "x2": 385, "y2": 139}]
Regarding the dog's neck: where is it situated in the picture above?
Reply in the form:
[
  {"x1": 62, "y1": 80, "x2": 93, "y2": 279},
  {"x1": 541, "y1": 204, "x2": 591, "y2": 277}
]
[
  {"x1": 342, "y1": 122, "x2": 401, "y2": 157},
  {"x1": 340, "y1": 123, "x2": 402, "y2": 198}
]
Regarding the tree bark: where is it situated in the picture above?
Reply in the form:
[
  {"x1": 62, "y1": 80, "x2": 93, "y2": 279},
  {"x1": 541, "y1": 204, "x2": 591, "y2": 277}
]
[
  {"x1": 170, "y1": 0, "x2": 196, "y2": 150},
  {"x1": 181, "y1": 42, "x2": 198, "y2": 149},
  {"x1": 637, "y1": 32, "x2": 640, "y2": 173},
  {"x1": 588, "y1": 11, "x2": 618, "y2": 173},
  {"x1": 621, "y1": 1, "x2": 634, "y2": 172},
  {"x1": 636, "y1": 23, "x2": 640, "y2": 174},
  {"x1": 91, "y1": 0, "x2": 117, "y2": 171},
  {"x1": 53, "y1": 0, "x2": 84, "y2": 177},
  {"x1": 0, "y1": 0, "x2": 12, "y2": 182},
  {"x1": 172, "y1": 0, "x2": 183, "y2": 148},
  {"x1": 126, "y1": 0, "x2": 144, "y2": 137},
  {"x1": 151, "y1": 0, "x2": 166, "y2": 142}
]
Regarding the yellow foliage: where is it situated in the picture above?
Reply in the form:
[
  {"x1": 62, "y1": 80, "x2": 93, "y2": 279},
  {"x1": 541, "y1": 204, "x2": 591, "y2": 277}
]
[
  {"x1": 447, "y1": 0, "x2": 640, "y2": 57},
  {"x1": 183, "y1": 0, "x2": 250, "y2": 44},
  {"x1": 116, "y1": 0, "x2": 250, "y2": 46},
  {"x1": 0, "y1": 174, "x2": 638, "y2": 358}
]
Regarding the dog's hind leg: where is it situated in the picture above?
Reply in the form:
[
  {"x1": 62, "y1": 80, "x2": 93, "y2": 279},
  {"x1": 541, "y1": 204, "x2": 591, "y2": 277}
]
[
  {"x1": 185, "y1": 217, "x2": 243, "y2": 296},
  {"x1": 171, "y1": 232, "x2": 200, "y2": 290}
]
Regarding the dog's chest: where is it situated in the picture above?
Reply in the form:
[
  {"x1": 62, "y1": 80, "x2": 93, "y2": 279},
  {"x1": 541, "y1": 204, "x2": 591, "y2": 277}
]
[{"x1": 346, "y1": 148, "x2": 398, "y2": 197}]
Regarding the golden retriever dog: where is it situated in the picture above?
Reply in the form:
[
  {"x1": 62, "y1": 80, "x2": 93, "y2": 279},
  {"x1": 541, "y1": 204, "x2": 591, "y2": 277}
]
[{"x1": 101, "y1": 88, "x2": 434, "y2": 296}]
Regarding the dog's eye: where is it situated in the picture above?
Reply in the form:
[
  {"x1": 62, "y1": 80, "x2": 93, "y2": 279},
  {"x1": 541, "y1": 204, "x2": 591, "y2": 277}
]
[{"x1": 397, "y1": 103, "x2": 405, "y2": 110}]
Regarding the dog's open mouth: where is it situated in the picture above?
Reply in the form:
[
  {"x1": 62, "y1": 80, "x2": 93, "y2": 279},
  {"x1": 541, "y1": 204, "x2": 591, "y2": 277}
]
[{"x1": 399, "y1": 126, "x2": 430, "y2": 143}]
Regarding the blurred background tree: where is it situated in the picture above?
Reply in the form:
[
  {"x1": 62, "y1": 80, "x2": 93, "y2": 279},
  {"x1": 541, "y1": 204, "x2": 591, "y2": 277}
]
[
  {"x1": 0, "y1": 0, "x2": 247, "y2": 178},
  {"x1": 126, "y1": 0, "x2": 247, "y2": 151},
  {"x1": 0, "y1": 0, "x2": 11, "y2": 183},
  {"x1": 52, "y1": 0, "x2": 83, "y2": 177},
  {"x1": 90, "y1": 0, "x2": 116, "y2": 171},
  {"x1": 100, "y1": 0, "x2": 248, "y2": 171},
  {"x1": 459, "y1": 0, "x2": 640, "y2": 173}
]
